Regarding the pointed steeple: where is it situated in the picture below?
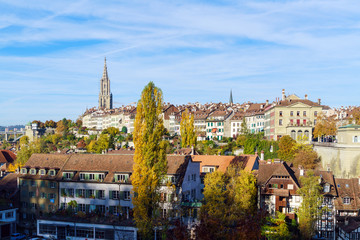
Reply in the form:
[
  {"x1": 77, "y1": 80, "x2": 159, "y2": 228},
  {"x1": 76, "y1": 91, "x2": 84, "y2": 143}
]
[
  {"x1": 229, "y1": 89, "x2": 233, "y2": 105},
  {"x1": 102, "y1": 57, "x2": 109, "y2": 80}
]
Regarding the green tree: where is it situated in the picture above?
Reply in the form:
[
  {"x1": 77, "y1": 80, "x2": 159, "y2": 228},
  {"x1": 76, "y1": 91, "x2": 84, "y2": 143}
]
[
  {"x1": 297, "y1": 171, "x2": 324, "y2": 240},
  {"x1": 121, "y1": 126, "x2": 128, "y2": 134},
  {"x1": 45, "y1": 120, "x2": 57, "y2": 128},
  {"x1": 262, "y1": 212, "x2": 293, "y2": 240},
  {"x1": 278, "y1": 136, "x2": 296, "y2": 162},
  {"x1": 197, "y1": 166, "x2": 262, "y2": 239},
  {"x1": 131, "y1": 82, "x2": 167, "y2": 239},
  {"x1": 19, "y1": 136, "x2": 29, "y2": 147},
  {"x1": 180, "y1": 109, "x2": 196, "y2": 148},
  {"x1": 96, "y1": 134, "x2": 110, "y2": 153}
]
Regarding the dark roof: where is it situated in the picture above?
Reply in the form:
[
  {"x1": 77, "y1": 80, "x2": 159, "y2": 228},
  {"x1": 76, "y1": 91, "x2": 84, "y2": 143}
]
[
  {"x1": 339, "y1": 218, "x2": 360, "y2": 233},
  {"x1": 257, "y1": 161, "x2": 301, "y2": 188},
  {"x1": 0, "y1": 150, "x2": 16, "y2": 164},
  {"x1": 334, "y1": 178, "x2": 360, "y2": 211}
]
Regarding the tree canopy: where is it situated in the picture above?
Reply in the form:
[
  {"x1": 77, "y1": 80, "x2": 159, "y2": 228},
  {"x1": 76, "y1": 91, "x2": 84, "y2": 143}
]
[
  {"x1": 180, "y1": 109, "x2": 196, "y2": 148},
  {"x1": 131, "y1": 82, "x2": 168, "y2": 239}
]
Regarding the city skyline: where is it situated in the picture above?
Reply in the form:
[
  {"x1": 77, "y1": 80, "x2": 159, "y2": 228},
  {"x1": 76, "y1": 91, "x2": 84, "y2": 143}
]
[{"x1": 1, "y1": 0, "x2": 360, "y2": 125}]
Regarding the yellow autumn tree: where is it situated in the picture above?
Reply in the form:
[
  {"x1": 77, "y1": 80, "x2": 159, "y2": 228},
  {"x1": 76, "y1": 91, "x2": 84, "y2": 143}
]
[
  {"x1": 313, "y1": 113, "x2": 337, "y2": 141},
  {"x1": 180, "y1": 109, "x2": 196, "y2": 148},
  {"x1": 131, "y1": 82, "x2": 167, "y2": 239}
]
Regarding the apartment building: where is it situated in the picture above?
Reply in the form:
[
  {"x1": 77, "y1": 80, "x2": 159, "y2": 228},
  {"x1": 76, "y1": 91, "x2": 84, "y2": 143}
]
[
  {"x1": 264, "y1": 90, "x2": 323, "y2": 142},
  {"x1": 17, "y1": 153, "x2": 201, "y2": 239},
  {"x1": 205, "y1": 110, "x2": 233, "y2": 140}
]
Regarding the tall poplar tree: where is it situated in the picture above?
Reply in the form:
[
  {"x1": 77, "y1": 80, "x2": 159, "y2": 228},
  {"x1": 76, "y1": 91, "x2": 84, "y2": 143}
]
[
  {"x1": 131, "y1": 82, "x2": 167, "y2": 239},
  {"x1": 180, "y1": 109, "x2": 196, "y2": 148}
]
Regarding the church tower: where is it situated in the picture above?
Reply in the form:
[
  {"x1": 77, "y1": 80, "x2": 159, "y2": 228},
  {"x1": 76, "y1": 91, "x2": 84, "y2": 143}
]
[{"x1": 98, "y1": 57, "x2": 113, "y2": 109}]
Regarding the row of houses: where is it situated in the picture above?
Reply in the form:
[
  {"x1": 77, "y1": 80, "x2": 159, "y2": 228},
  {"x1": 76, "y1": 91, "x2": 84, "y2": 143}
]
[
  {"x1": 13, "y1": 152, "x2": 259, "y2": 239},
  {"x1": 81, "y1": 89, "x2": 327, "y2": 143},
  {"x1": 4, "y1": 149, "x2": 360, "y2": 239},
  {"x1": 258, "y1": 160, "x2": 360, "y2": 239}
]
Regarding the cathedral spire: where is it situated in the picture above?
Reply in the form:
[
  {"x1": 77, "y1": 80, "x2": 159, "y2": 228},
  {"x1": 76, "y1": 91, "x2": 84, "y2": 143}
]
[
  {"x1": 102, "y1": 57, "x2": 109, "y2": 80},
  {"x1": 99, "y1": 57, "x2": 113, "y2": 109},
  {"x1": 229, "y1": 89, "x2": 233, "y2": 105}
]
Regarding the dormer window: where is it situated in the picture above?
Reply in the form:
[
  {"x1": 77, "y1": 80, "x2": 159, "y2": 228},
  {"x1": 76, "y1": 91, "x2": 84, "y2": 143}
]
[
  {"x1": 343, "y1": 197, "x2": 351, "y2": 205},
  {"x1": 63, "y1": 172, "x2": 73, "y2": 180},
  {"x1": 116, "y1": 174, "x2": 129, "y2": 183},
  {"x1": 39, "y1": 169, "x2": 46, "y2": 175},
  {"x1": 30, "y1": 169, "x2": 36, "y2": 175},
  {"x1": 324, "y1": 184, "x2": 330, "y2": 193},
  {"x1": 202, "y1": 167, "x2": 215, "y2": 173},
  {"x1": 21, "y1": 168, "x2": 27, "y2": 174},
  {"x1": 49, "y1": 170, "x2": 55, "y2": 176}
]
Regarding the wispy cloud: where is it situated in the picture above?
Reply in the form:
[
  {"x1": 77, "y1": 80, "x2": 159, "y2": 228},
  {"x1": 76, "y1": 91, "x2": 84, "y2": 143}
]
[{"x1": 1, "y1": 0, "x2": 360, "y2": 125}]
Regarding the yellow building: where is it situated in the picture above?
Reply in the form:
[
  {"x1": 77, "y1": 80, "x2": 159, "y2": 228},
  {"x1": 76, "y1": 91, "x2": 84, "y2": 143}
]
[{"x1": 264, "y1": 90, "x2": 323, "y2": 143}]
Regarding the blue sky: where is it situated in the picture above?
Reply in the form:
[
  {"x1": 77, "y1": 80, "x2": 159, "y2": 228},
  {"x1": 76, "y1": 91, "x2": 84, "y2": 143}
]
[{"x1": 1, "y1": 0, "x2": 360, "y2": 125}]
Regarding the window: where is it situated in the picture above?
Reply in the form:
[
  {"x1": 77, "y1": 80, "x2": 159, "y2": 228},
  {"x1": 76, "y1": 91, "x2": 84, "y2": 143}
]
[
  {"x1": 98, "y1": 174, "x2": 104, "y2": 181},
  {"x1": 65, "y1": 188, "x2": 73, "y2": 197},
  {"x1": 116, "y1": 174, "x2": 128, "y2": 182},
  {"x1": 279, "y1": 111, "x2": 283, "y2": 117},
  {"x1": 5, "y1": 211, "x2": 13, "y2": 218},
  {"x1": 49, "y1": 182, "x2": 56, "y2": 188},
  {"x1": 314, "y1": 111, "x2": 318, "y2": 117},
  {"x1": 96, "y1": 205, "x2": 105, "y2": 213},
  {"x1": 77, "y1": 189, "x2": 86, "y2": 198},
  {"x1": 296, "y1": 111, "x2": 300, "y2": 116},
  {"x1": 49, "y1": 170, "x2": 55, "y2": 176},
  {"x1": 354, "y1": 136, "x2": 358, "y2": 143},
  {"x1": 112, "y1": 191, "x2": 119, "y2": 200},
  {"x1": 29, "y1": 192, "x2": 35, "y2": 198},
  {"x1": 89, "y1": 173, "x2": 95, "y2": 180},
  {"x1": 290, "y1": 111, "x2": 293, "y2": 116},
  {"x1": 303, "y1": 111, "x2": 306, "y2": 116},
  {"x1": 343, "y1": 197, "x2": 350, "y2": 205},
  {"x1": 31, "y1": 180, "x2": 36, "y2": 187},
  {"x1": 303, "y1": 119, "x2": 306, "y2": 125},
  {"x1": 324, "y1": 184, "x2": 330, "y2": 193},
  {"x1": 30, "y1": 169, "x2": 36, "y2": 175},
  {"x1": 78, "y1": 204, "x2": 87, "y2": 212},
  {"x1": 124, "y1": 191, "x2": 131, "y2": 200},
  {"x1": 21, "y1": 168, "x2": 27, "y2": 174},
  {"x1": 39, "y1": 169, "x2": 46, "y2": 175},
  {"x1": 80, "y1": 173, "x2": 85, "y2": 180},
  {"x1": 288, "y1": 184, "x2": 294, "y2": 190},
  {"x1": 98, "y1": 190, "x2": 105, "y2": 199},
  {"x1": 279, "y1": 119, "x2": 283, "y2": 126},
  {"x1": 39, "y1": 224, "x2": 57, "y2": 235},
  {"x1": 64, "y1": 172, "x2": 72, "y2": 180},
  {"x1": 87, "y1": 189, "x2": 95, "y2": 198},
  {"x1": 41, "y1": 192, "x2": 46, "y2": 199}
]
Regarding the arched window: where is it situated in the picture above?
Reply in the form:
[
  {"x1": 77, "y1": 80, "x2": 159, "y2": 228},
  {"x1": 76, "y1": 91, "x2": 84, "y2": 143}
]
[
  {"x1": 304, "y1": 130, "x2": 309, "y2": 139},
  {"x1": 291, "y1": 130, "x2": 296, "y2": 140},
  {"x1": 297, "y1": 130, "x2": 303, "y2": 139}
]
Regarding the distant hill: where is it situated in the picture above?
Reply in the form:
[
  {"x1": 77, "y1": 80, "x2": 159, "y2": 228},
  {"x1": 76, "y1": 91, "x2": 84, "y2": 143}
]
[{"x1": 0, "y1": 125, "x2": 25, "y2": 131}]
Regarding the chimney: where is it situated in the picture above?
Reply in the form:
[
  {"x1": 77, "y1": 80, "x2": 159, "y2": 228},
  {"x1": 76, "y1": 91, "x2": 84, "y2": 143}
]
[
  {"x1": 318, "y1": 98, "x2": 321, "y2": 105},
  {"x1": 265, "y1": 100, "x2": 269, "y2": 106},
  {"x1": 260, "y1": 150, "x2": 264, "y2": 161},
  {"x1": 299, "y1": 166, "x2": 304, "y2": 176},
  {"x1": 282, "y1": 89, "x2": 285, "y2": 101},
  {"x1": 305, "y1": 94, "x2": 308, "y2": 100},
  {"x1": 191, "y1": 146, "x2": 194, "y2": 155}
]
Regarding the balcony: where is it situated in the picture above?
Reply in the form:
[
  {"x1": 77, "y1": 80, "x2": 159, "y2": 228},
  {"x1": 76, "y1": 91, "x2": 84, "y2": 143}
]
[{"x1": 286, "y1": 122, "x2": 313, "y2": 127}]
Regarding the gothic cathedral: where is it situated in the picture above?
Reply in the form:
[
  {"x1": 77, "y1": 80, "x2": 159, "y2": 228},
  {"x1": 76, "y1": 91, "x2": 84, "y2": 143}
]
[{"x1": 98, "y1": 57, "x2": 113, "y2": 109}]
